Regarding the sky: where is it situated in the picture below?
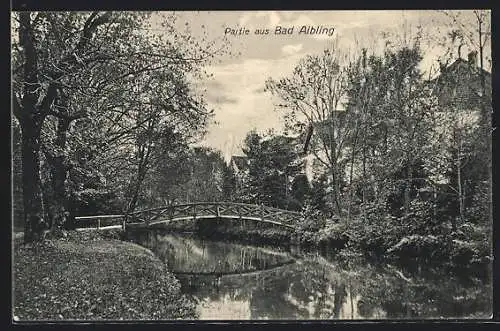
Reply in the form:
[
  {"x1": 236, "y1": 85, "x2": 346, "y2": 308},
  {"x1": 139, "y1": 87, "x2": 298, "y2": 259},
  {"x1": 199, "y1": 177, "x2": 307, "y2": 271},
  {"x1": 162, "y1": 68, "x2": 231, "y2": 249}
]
[{"x1": 161, "y1": 10, "x2": 491, "y2": 161}]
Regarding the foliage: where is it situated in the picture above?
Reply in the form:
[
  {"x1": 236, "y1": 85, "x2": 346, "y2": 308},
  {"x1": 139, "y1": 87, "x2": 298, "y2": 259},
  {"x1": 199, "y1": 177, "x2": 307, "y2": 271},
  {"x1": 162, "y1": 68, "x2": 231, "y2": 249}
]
[
  {"x1": 264, "y1": 33, "x2": 491, "y2": 270},
  {"x1": 238, "y1": 130, "x2": 305, "y2": 210},
  {"x1": 12, "y1": 11, "x2": 228, "y2": 240},
  {"x1": 13, "y1": 231, "x2": 197, "y2": 320},
  {"x1": 143, "y1": 146, "x2": 234, "y2": 206},
  {"x1": 265, "y1": 48, "x2": 349, "y2": 215}
]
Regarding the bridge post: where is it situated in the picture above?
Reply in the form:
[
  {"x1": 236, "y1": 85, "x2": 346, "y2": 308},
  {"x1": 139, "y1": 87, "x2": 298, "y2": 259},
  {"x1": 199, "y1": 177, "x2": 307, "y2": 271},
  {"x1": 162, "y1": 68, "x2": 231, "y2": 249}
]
[
  {"x1": 216, "y1": 203, "x2": 220, "y2": 218},
  {"x1": 168, "y1": 204, "x2": 173, "y2": 222},
  {"x1": 238, "y1": 206, "x2": 244, "y2": 229},
  {"x1": 97, "y1": 218, "x2": 101, "y2": 230},
  {"x1": 193, "y1": 204, "x2": 197, "y2": 221}
]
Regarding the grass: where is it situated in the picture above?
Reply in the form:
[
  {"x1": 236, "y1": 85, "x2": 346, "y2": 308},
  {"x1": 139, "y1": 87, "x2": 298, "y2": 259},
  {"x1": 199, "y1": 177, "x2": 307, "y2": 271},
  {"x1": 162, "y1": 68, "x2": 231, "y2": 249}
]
[{"x1": 12, "y1": 230, "x2": 198, "y2": 321}]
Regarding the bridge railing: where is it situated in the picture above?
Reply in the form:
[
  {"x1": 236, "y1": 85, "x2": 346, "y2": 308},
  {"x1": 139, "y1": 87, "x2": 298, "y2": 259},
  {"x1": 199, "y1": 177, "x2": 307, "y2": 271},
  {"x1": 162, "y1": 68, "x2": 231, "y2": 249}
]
[
  {"x1": 75, "y1": 202, "x2": 305, "y2": 230},
  {"x1": 74, "y1": 214, "x2": 126, "y2": 230},
  {"x1": 126, "y1": 202, "x2": 303, "y2": 228}
]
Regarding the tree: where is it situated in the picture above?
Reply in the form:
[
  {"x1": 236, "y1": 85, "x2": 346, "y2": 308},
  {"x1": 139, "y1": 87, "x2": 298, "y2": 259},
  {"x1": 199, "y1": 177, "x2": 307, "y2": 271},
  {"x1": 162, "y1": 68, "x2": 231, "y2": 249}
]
[
  {"x1": 375, "y1": 45, "x2": 436, "y2": 217},
  {"x1": 438, "y1": 10, "x2": 492, "y2": 228},
  {"x1": 12, "y1": 12, "x2": 225, "y2": 240},
  {"x1": 221, "y1": 160, "x2": 237, "y2": 202},
  {"x1": 184, "y1": 147, "x2": 227, "y2": 203},
  {"x1": 267, "y1": 40, "x2": 437, "y2": 223},
  {"x1": 240, "y1": 131, "x2": 304, "y2": 210},
  {"x1": 12, "y1": 12, "x2": 121, "y2": 241},
  {"x1": 266, "y1": 48, "x2": 349, "y2": 216},
  {"x1": 144, "y1": 146, "x2": 230, "y2": 205}
]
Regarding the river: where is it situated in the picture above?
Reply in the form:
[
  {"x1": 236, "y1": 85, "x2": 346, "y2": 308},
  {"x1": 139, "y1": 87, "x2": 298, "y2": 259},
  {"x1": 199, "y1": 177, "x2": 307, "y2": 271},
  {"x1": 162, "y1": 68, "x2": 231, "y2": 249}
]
[{"x1": 133, "y1": 231, "x2": 491, "y2": 320}]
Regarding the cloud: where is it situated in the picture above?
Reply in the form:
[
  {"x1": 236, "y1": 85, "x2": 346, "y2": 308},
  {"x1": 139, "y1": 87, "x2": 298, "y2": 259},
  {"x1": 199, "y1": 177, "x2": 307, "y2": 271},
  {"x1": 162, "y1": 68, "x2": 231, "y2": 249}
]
[
  {"x1": 253, "y1": 86, "x2": 266, "y2": 94},
  {"x1": 201, "y1": 80, "x2": 240, "y2": 105},
  {"x1": 213, "y1": 95, "x2": 239, "y2": 105},
  {"x1": 282, "y1": 43, "x2": 303, "y2": 55},
  {"x1": 195, "y1": 10, "x2": 478, "y2": 156},
  {"x1": 267, "y1": 11, "x2": 281, "y2": 27},
  {"x1": 239, "y1": 11, "x2": 282, "y2": 28},
  {"x1": 287, "y1": 14, "x2": 316, "y2": 27},
  {"x1": 201, "y1": 55, "x2": 309, "y2": 156}
]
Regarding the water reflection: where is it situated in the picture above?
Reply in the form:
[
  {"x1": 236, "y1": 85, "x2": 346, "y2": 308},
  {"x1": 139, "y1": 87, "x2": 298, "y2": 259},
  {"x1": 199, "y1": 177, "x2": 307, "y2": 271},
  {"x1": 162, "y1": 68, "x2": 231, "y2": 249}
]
[{"x1": 134, "y1": 231, "x2": 491, "y2": 320}]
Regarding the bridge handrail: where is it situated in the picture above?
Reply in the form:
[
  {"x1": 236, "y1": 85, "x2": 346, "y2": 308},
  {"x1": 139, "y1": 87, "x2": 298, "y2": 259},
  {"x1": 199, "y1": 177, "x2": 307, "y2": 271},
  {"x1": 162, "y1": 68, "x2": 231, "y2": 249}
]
[
  {"x1": 75, "y1": 214, "x2": 125, "y2": 220},
  {"x1": 74, "y1": 202, "x2": 305, "y2": 230},
  {"x1": 74, "y1": 214, "x2": 126, "y2": 230},
  {"x1": 128, "y1": 202, "x2": 303, "y2": 216}
]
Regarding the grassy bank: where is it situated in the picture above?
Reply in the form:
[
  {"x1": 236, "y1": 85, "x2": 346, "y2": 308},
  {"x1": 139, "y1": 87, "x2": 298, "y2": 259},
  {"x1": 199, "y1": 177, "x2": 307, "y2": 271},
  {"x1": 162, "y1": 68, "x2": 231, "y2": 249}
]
[{"x1": 13, "y1": 230, "x2": 197, "y2": 321}]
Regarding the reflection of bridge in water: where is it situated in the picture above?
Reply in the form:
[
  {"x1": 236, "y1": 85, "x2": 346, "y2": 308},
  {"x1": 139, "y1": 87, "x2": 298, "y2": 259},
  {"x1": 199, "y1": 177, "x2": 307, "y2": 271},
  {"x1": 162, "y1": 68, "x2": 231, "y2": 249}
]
[{"x1": 75, "y1": 202, "x2": 303, "y2": 231}]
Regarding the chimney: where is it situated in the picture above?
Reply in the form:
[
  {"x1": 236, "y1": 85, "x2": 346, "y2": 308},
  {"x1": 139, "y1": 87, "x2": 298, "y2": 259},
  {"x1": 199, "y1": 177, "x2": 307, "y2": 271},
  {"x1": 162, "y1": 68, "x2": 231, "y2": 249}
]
[{"x1": 468, "y1": 51, "x2": 478, "y2": 67}]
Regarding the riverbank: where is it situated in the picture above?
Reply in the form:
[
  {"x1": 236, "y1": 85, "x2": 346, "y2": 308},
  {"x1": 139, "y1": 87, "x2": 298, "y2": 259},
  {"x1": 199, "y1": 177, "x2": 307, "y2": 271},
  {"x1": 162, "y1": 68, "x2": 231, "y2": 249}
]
[
  {"x1": 143, "y1": 219, "x2": 491, "y2": 279},
  {"x1": 13, "y1": 230, "x2": 198, "y2": 321}
]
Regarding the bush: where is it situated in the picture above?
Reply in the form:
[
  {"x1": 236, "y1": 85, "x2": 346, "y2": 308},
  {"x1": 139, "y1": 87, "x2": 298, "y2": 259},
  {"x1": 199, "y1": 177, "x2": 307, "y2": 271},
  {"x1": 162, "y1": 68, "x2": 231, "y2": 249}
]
[{"x1": 386, "y1": 234, "x2": 445, "y2": 260}]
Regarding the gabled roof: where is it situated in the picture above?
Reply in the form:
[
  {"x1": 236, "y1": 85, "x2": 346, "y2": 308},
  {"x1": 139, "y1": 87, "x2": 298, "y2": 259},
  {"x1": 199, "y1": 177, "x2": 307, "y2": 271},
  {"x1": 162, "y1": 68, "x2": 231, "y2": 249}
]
[
  {"x1": 431, "y1": 57, "x2": 492, "y2": 86},
  {"x1": 430, "y1": 56, "x2": 492, "y2": 109},
  {"x1": 443, "y1": 57, "x2": 491, "y2": 76},
  {"x1": 301, "y1": 110, "x2": 346, "y2": 154},
  {"x1": 230, "y1": 155, "x2": 248, "y2": 172}
]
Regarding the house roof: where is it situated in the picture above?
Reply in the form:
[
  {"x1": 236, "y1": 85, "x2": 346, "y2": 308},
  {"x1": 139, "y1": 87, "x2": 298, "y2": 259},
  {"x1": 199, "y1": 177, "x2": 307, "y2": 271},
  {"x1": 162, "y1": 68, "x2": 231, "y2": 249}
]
[
  {"x1": 430, "y1": 56, "x2": 492, "y2": 109},
  {"x1": 301, "y1": 110, "x2": 346, "y2": 154},
  {"x1": 431, "y1": 57, "x2": 492, "y2": 86},
  {"x1": 443, "y1": 57, "x2": 491, "y2": 76},
  {"x1": 230, "y1": 155, "x2": 248, "y2": 172}
]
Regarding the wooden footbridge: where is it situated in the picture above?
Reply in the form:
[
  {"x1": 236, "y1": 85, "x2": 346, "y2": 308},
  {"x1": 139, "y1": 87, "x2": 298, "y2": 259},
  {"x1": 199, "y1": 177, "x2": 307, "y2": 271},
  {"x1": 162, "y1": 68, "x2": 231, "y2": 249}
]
[{"x1": 75, "y1": 202, "x2": 303, "y2": 231}]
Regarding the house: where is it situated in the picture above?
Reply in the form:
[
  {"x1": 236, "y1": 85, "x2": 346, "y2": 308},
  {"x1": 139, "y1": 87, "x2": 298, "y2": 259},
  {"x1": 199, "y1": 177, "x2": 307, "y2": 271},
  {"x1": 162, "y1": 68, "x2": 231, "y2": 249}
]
[
  {"x1": 229, "y1": 155, "x2": 249, "y2": 192},
  {"x1": 298, "y1": 52, "x2": 491, "y2": 181},
  {"x1": 298, "y1": 110, "x2": 348, "y2": 183},
  {"x1": 229, "y1": 133, "x2": 310, "y2": 194},
  {"x1": 301, "y1": 110, "x2": 348, "y2": 155},
  {"x1": 230, "y1": 155, "x2": 248, "y2": 177},
  {"x1": 431, "y1": 50, "x2": 492, "y2": 125},
  {"x1": 426, "y1": 50, "x2": 492, "y2": 189}
]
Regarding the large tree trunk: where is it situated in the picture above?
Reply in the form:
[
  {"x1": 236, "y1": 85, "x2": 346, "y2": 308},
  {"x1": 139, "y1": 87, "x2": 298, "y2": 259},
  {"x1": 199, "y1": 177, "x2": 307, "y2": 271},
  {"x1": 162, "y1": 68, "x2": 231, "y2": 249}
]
[
  {"x1": 126, "y1": 143, "x2": 152, "y2": 214},
  {"x1": 21, "y1": 120, "x2": 46, "y2": 243},
  {"x1": 17, "y1": 12, "x2": 50, "y2": 243},
  {"x1": 44, "y1": 117, "x2": 72, "y2": 232},
  {"x1": 361, "y1": 143, "x2": 367, "y2": 204}
]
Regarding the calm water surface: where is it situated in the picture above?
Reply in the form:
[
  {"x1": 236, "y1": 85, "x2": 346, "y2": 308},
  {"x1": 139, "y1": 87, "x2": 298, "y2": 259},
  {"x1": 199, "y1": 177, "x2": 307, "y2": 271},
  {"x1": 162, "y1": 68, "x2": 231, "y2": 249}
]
[{"x1": 135, "y1": 231, "x2": 491, "y2": 320}]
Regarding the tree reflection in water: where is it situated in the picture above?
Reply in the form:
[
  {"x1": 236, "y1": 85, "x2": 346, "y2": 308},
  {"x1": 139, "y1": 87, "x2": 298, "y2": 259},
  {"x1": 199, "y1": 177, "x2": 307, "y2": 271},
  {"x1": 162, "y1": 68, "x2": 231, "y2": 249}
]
[{"x1": 132, "y1": 231, "x2": 491, "y2": 320}]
